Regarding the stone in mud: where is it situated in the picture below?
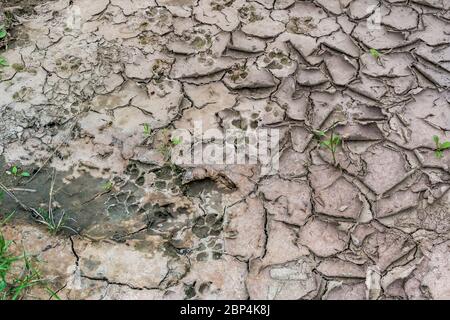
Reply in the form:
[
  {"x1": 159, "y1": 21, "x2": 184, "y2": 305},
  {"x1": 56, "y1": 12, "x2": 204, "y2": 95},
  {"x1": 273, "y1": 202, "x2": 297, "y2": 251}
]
[
  {"x1": 247, "y1": 257, "x2": 320, "y2": 299},
  {"x1": 317, "y1": 259, "x2": 366, "y2": 279}
]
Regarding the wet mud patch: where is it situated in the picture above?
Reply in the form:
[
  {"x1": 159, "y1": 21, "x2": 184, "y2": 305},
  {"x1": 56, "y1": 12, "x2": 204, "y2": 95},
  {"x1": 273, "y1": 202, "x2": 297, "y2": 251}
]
[
  {"x1": 0, "y1": 156, "x2": 111, "y2": 234},
  {"x1": 1, "y1": 155, "x2": 231, "y2": 261}
]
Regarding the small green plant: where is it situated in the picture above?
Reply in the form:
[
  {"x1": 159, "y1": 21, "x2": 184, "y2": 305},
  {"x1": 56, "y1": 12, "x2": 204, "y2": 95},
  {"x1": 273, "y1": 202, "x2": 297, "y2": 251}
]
[
  {"x1": 0, "y1": 57, "x2": 7, "y2": 67},
  {"x1": 46, "y1": 287, "x2": 61, "y2": 300},
  {"x1": 0, "y1": 212, "x2": 14, "y2": 227},
  {"x1": 158, "y1": 144, "x2": 171, "y2": 161},
  {"x1": 102, "y1": 181, "x2": 113, "y2": 191},
  {"x1": 0, "y1": 232, "x2": 19, "y2": 296},
  {"x1": 433, "y1": 135, "x2": 450, "y2": 159},
  {"x1": 0, "y1": 216, "x2": 59, "y2": 300},
  {"x1": 369, "y1": 48, "x2": 381, "y2": 59},
  {"x1": 5, "y1": 253, "x2": 42, "y2": 300},
  {"x1": 0, "y1": 233, "x2": 42, "y2": 300},
  {"x1": 156, "y1": 129, "x2": 180, "y2": 161},
  {"x1": 6, "y1": 166, "x2": 30, "y2": 177},
  {"x1": 33, "y1": 208, "x2": 74, "y2": 236},
  {"x1": 171, "y1": 136, "x2": 182, "y2": 145},
  {"x1": 314, "y1": 130, "x2": 326, "y2": 137},
  {"x1": 0, "y1": 26, "x2": 7, "y2": 39},
  {"x1": 143, "y1": 123, "x2": 152, "y2": 136},
  {"x1": 316, "y1": 130, "x2": 342, "y2": 165}
]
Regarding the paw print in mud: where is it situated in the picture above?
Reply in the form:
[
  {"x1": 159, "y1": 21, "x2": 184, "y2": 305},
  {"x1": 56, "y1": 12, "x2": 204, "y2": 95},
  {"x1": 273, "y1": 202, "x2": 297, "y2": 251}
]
[
  {"x1": 125, "y1": 162, "x2": 147, "y2": 186},
  {"x1": 144, "y1": 203, "x2": 189, "y2": 235},
  {"x1": 287, "y1": 16, "x2": 317, "y2": 34},
  {"x1": 258, "y1": 50, "x2": 296, "y2": 77},
  {"x1": 263, "y1": 51, "x2": 292, "y2": 69},
  {"x1": 105, "y1": 189, "x2": 140, "y2": 218},
  {"x1": 193, "y1": 214, "x2": 224, "y2": 261}
]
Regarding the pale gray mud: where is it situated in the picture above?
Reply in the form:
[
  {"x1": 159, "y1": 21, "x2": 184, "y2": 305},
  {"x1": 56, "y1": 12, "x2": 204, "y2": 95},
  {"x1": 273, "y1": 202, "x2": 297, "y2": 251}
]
[{"x1": 0, "y1": 0, "x2": 450, "y2": 300}]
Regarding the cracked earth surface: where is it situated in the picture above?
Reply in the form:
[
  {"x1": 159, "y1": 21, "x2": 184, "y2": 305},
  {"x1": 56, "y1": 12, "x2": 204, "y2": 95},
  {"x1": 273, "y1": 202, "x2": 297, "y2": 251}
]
[{"x1": 1, "y1": 0, "x2": 450, "y2": 300}]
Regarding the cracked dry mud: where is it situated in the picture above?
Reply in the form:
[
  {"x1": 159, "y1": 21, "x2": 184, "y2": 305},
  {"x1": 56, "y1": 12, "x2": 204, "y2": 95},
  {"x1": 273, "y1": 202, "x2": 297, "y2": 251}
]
[{"x1": 0, "y1": 0, "x2": 450, "y2": 300}]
